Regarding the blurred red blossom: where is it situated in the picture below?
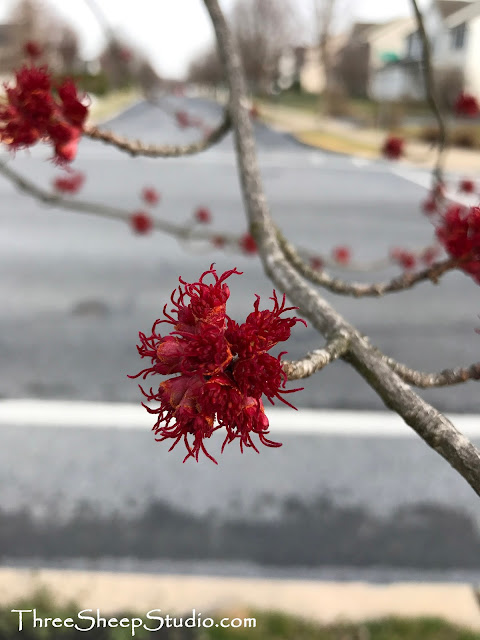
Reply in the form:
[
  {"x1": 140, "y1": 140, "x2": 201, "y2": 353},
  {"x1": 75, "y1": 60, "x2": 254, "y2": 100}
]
[
  {"x1": 195, "y1": 207, "x2": 212, "y2": 224},
  {"x1": 310, "y1": 256, "x2": 324, "y2": 271},
  {"x1": 455, "y1": 92, "x2": 480, "y2": 117},
  {"x1": 24, "y1": 41, "x2": 42, "y2": 59},
  {"x1": 240, "y1": 232, "x2": 257, "y2": 254},
  {"x1": 142, "y1": 187, "x2": 161, "y2": 206},
  {"x1": 212, "y1": 235, "x2": 226, "y2": 248},
  {"x1": 52, "y1": 171, "x2": 85, "y2": 194},
  {"x1": 421, "y1": 246, "x2": 441, "y2": 266},
  {"x1": 390, "y1": 248, "x2": 416, "y2": 271},
  {"x1": 131, "y1": 211, "x2": 153, "y2": 234},
  {"x1": 459, "y1": 178, "x2": 475, "y2": 194},
  {"x1": 130, "y1": 266, "x2": 306, "y2": 463},
  {"x1": 332, "y1": 246, "x2": 351, "y2": 265},
  {"x1": 381, "y1": 136, "x2": 404, "y2": 160}
]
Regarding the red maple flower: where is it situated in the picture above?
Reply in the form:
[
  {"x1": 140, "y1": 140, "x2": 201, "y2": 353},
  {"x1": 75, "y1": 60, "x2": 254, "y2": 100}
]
[
  {"x1": 332, "y1": 246, "x2": 351, "y2": 265},
  {"x1": 240, "y1": 233, "x2": 257, "y2": 254},
  {"x1": 455, "y1": 92, "x2": 480, "y2": 117},
  {"x1": 212, "y1": 235, "x2": 226, "y2": 249},
  {"x1": 250, "y1": 104, "x2": 259, "y2": 119},
  {"x1": 142, "y1": 187, "x2": 161, "y2": 206},
  {"x1": 459, "y1": 178, "x2": 475, "y2": 194},
  {"x1": 130, "y1": 266, "x2": 306, "y2": 463},
  {"x1": 436, "y1": 205, "x2": 480, "y2": 282},
  {"x1": 310, "y1": 256, "x2": 324, "y2": 271},
  {"x1": 422, "y1": 197, "x2": 437, "y2": 215},
  {"x1": 131, "y1": 211, "x2": 153, "y2": 234},
  {"x1": 195, "y1": 207, "x2": 212, "y2": 224},
  {"x1": 381, "y1": 135, "x2": 404, "y2": 160},
  {"x1": 52, "y1": 170, "x2": 85, "y2": 194},
  {"x1": 0, "y1": 65, "x2": 88, "y2": 164},
  {"x1": 421, "y1": 246, "x2": 441, "y2": 266},
  {"x1": 24, "y1": 41, "x2": 42, "y2": 59},
  {"x1": 390, "y1": 248, "x2": 416, "y2": 271}
]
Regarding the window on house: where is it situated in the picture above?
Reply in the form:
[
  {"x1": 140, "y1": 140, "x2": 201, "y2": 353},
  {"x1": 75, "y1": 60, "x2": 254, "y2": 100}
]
[
  {"x1": 450, "y1": 23, "x2": 467, "y2": 50},
  {"x1": 407, "y1": 31, "x2": 422, "y2": 60}
]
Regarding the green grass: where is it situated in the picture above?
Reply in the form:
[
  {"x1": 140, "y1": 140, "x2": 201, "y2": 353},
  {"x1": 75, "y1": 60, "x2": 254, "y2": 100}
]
[{"x1": 0, "y1": 593, "x2": 478, "y2": 639}]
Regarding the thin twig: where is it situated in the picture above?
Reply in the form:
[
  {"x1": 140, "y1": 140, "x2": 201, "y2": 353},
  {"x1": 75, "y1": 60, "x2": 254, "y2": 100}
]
[
  {"x1": 373, "y1": 348, "x2": 480, "y2": 389},
  {"x1": 0, "y1": 159, "x2": 239, "y2": 244},
  {"x1": 278, "y1": 230, "x2": 457, "y2": 297},
  {"x1": 283, "y1": 330, "x2": 351, "y2": 380},
  {"x1": 83, "y1": 111, "x2": 231, "y2": 158}
]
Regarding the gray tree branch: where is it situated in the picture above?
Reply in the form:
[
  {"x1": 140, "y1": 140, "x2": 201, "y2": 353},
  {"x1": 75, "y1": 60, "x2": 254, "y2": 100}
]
[
  {"x1": 278, "y1": 229, "x2": 457, "y2": 297},
  {"x1": 283, "y1": 330, "x2": 351, "y2": 380},
  {"x1": 83, "y1": 111, "x2": 231, "y2": 158}
]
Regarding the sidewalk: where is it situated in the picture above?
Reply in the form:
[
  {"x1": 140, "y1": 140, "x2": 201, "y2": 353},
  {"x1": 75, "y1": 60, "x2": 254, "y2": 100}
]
[
  {"x1": 1, "y1": 568, "x2": 480, "y2": 630},
  {"x1": 258, "y1": 101, "x2": 480, "y2": 173}
]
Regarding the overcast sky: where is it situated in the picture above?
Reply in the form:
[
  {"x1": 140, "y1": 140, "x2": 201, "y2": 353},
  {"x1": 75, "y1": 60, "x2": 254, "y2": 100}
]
[{"x1": 0, "y1": 0, "x2": 430, "y2": 77}]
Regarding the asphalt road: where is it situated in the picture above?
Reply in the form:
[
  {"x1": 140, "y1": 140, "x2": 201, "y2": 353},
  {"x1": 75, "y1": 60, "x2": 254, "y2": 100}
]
[
  {"x1": 1, "y1": 96, "x2": 480, "y2": 577},
  {"x1": 0, "y1": 96, "x2": 479, "y2": 412}
]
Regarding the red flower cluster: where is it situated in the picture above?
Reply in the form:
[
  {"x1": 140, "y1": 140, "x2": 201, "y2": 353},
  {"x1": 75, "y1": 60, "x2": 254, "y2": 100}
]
[
  {"x1": 52, "y1": 170, "x2": 85, "y2": 194},
  {"x1": 195, "y1": 207, "x2": 211, "y2": 224},
  {"x1": 332, "y1": 246, "x2": 351, "y2": 265},
  {"x1": 131, "y1": 266, "x2": 306, "y2": 463},
  {"x1": 131, "y1": 211, "x2": 153, "y2": 234},
  {"x1": 381, "y1": 136, "x2": 404, "y2": 160},
  {"x1": 455, "y1": 92, "x2": 479, "y2": 117},
  {"x1": 436, "y1": 205, "x2": 480, "y2": 282},
  {"x1": 0, "y1": 65, "x2": 88, "y2": 163},
  {"x1": 142, "y1": 187, "x2": 161, "y2": 206}
]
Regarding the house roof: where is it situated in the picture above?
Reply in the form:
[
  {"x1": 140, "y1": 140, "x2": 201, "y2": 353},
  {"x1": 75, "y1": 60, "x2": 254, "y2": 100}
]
[
  {"x1": 437, "y1": 0, "x2": 472, "y2": 19},
  {"x1": 443, "y1": 0, "x2": 480, "y2": 26}
]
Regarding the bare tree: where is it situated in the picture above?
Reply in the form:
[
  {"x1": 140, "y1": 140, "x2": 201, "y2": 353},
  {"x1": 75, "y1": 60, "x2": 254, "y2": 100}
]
[
  {"x1": 0, "y1": 0, "x2": 480, "y2": 496},
  {"x1": 230, "y1": 0, "x2": 297, "y2": 93},
  {"x1": 187, "y1": 45, "x2": 224, "y2": 87}
]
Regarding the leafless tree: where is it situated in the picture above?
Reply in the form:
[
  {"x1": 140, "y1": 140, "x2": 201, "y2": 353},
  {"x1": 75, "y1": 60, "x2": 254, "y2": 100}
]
[
  {"x1": 230, "y1": 0, "x2": 298, "y2": 93},
  {"x1": 187, "y1": 45, "x2": 224, "y2": 87}
]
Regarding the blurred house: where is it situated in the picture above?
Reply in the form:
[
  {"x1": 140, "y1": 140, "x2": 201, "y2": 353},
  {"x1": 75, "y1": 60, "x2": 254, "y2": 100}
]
[
  {"x1": 277, "y1": 35, "x2": 347, "y2": 94},
  {"x1": 336, "y1": 18, "x2": 415, "y2": 98},
  {"x1": 0, "y1": 23, "x2": 20, "y2": 81},
  {"x1": 371, "y1": 0, "x2": 480, "y2": 104}
]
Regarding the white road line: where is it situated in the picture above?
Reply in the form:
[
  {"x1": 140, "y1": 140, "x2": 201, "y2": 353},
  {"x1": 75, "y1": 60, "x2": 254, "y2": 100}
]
[
  {"x1": 0, "y1": 399, "x2": 479, "y2": 438},
  {"x1": 309, "y1": 152, "x2": 325, "y2": 166},
  {"x1": 351, "y1": 157, "x2": 371, "y2": 168}
]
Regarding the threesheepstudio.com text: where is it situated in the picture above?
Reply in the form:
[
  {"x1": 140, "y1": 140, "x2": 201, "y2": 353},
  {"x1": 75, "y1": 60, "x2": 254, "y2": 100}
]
[{"x1": 12, "y1": 608, "x2": 257, "y2": 636}]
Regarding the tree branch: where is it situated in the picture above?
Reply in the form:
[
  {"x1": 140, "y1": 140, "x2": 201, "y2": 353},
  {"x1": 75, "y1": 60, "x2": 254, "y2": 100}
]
[
  {"x1": 204, "y1": 0, "x2": 480, "y2": 496},
  {"x1": 83, "y1": 111, "x2": 231, "y2": 158},
  {"x1": 410, "y1": 0, "x2": 447, "y2": 182},
  {"x1": 0, "y1": 159, "x2": 240, "y2": 244},
  {"x1": 374, "y1": 349, "x2": 480, "y2": 389},
  {"x1": 278, "y1": 229, "x2": 457, "y2": 297},
  {"x1": 282, "y1": 330, "x2": 351, "y2": 380}
]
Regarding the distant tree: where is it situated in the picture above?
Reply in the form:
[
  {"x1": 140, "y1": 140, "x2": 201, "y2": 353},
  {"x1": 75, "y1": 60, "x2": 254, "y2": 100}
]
[
  {"x1": 187, "y1": 46, "x2": 224, "y2": 86},
  {"x1": 230, "y1": 0, "x2": 298, "y2": 93},
  {"x1": 8, "y1": 0, "x2": 81, "y2": 74}
]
